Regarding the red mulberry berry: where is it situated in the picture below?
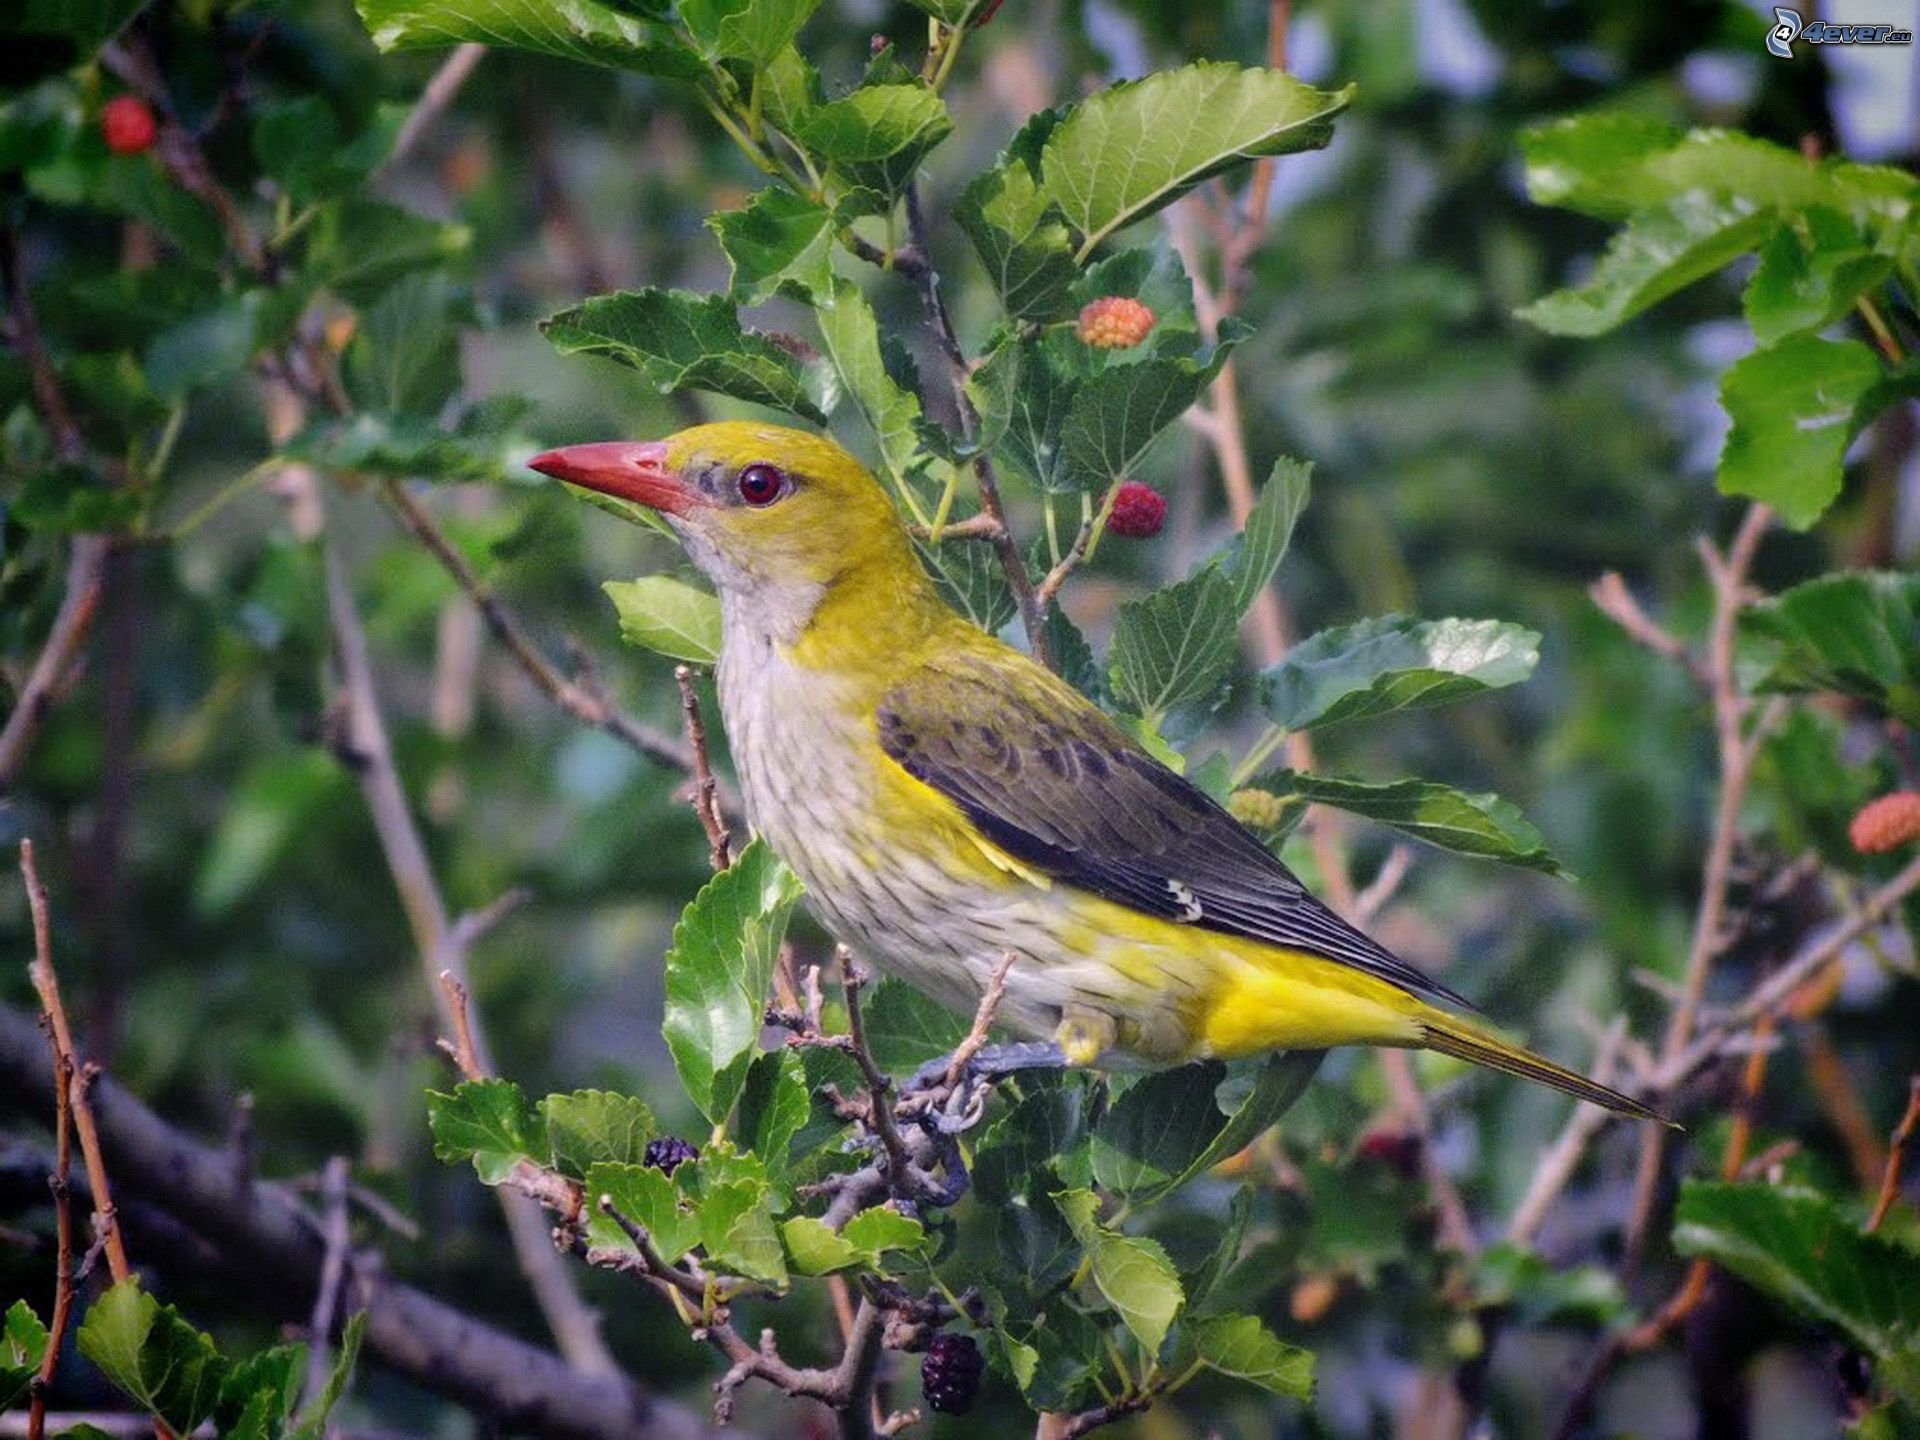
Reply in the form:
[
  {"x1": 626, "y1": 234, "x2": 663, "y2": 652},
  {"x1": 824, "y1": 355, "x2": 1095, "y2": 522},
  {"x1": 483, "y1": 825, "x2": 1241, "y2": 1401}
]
[
  {"x1": 1850, "y1": 791, "x2": 1920, "y2": 854},
  {"x1": 920, "y1": 1332, "x2": 984, "y2": 1415},
  {"x1": 101, "y1": 96, "x2": 158, "y2": 155},
  {"x1": 643, "y1": 1136, "x2": 697, "y2": 1175},
  {"x1": 1106, "y1": 481, "x2": 1166, "y2": 538},
  {"x1": 1077, "y1": 296, "x2": 1155, "y2": 350}
]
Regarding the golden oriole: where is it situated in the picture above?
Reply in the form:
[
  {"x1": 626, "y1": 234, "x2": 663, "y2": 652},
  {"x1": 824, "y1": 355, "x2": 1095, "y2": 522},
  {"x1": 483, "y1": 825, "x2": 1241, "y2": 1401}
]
[{"x1": 530, "y1": 421, "x2": 1658, "y2": 1121}]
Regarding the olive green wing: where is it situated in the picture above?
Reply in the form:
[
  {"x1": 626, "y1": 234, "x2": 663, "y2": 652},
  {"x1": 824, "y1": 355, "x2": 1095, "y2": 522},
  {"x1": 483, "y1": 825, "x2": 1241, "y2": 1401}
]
[{"x1": 875, "y1": 651, "x2": 1470, "y2": 1010}]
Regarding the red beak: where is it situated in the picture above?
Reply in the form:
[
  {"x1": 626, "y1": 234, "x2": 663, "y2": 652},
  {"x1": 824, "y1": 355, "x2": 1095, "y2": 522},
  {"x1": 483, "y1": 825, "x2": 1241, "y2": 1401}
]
[{"x1": 526, "y1": 440, "x2": 701, "y2": 516}]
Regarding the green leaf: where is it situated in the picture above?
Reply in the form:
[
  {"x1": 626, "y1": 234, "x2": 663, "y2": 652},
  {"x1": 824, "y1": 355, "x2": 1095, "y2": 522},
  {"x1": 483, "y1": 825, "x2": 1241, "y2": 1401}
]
[
  {"x1": 1519, "y1": 112, "x2": 1681, "y2": 219},
  {"x1": 797, "y1": 84, "x2": 951, "y2": 213},
  {"x1": 215, "y1": 1344, "x2": 302, "y2": 1435},
  {"x1": 290, "y1": 1312, "x2": 364, "y2": 1440},
  {"x1": 900, "y1": 0, "x2": 984, "y2": 22},
  {"x1": 979, "y1": 338, "x2": 1071, "y2": 491},
  {"x1": 1189, "y1": 1313, "x2": 1314, "y2": 1399},
  {"x1": 1472, "y1": 1244, "x2": 1632, "y2": 1329},
  {"x1": 708, "y1": 189, "x2": 837, "y2": 307},
  {"x1": 586, "y1": 1160, "x2": 702, "y2": 1264},
  {"x1": 76, "y1": 1283, "x2": 226, "y2": 1436},
  {"x1": 1091, "y1": 1051, "x2": 1319, "y2": 1203},
  {"x1": 1741, "y1": 571, "x2": 1920, "y2": 725},
  {"x1": 1055, "y1": 1190, "x2": 1184, "y2": 1356},
  {"x1": 1, "y1": 1301, "x2": 48, "y2": 1412},
  {"x1": 1108, "y1": 566, "x2": 1241, "y2": 723},
  {"x1": 1521, "y1": 120, "x2": 1918, "y2": 225},
  {"x1": 974, "y1": 1081, "x2": 1087, "y2": 1203},
  {"x1": 542, "y1": 289, "x2": 826, "y2": 424},
  {"x1": 1517, "y1": 193, "x2": 1775, "y2": 337},
  {"x1": 355, "y1": 0, "x2": 701, "y2": 76},
  {"x1": 1743, "y1": 208, "x2": 1894, "y2": 347},
  {"x1": 955, "y1": 160, "x2": 1078, "y2": 323},
  {"x1": 602, "y1": 576, "x2": 722, "y2": 664},
  {"x1": 192, "y1": 751, "x2": 345, "y2": 917},
  {"x1": 1040, "y1": 64, "x2": 1351, "y2": 257},
  {"x1": 145, "y1": 294, "x2": 264, "y2": 404},
  {"x1": 841, "y1": 1206, "x2": 927, "y2": 1259},
  {"x1": 736, "y1": 1047, "x2": 809, "y2": 1180},
  {"x1": 690, "y1": 1154, "x2": 788, "y2": 1286},
  {"x1": 344, "y1": 272, "x2": 470, "y2": 416},
  {"x1": 1249, "y1": 769, "x2": 1566, "y2": 874},
  {"x1": 662, "y1": 839, "x2": 805, "y2": 1124},
  {"x1": 1055, "y1": 320, "x2": 1245, "y2": 491},
  {"x1": 814, "y1": 278, "x2": 928, "y2": 508},
  {"x1": 4, "y1": 0, "x2": 145, "y2": 68},
  {"x1": 1259, "y1": 615, "x2": 1540, "y2": 731},
  {"x1": 1216, "y1": 456, "x2": 1311, "y2": 615},
  {"x1": 306, "y1": 198, "x2": 471, "y2": 305},
  {"x1": 541, "y1": 1090, "x2": 658, "y2": 1176},
  {"x1": 1674, "y1": 1181, "x2": 1920, "y2": 1395},
  {"x1": 782, "y1": 1208, "x2": 926, "y2": 1273},
  {"x1": 679, "y1": 0, "x2": 818, "y2": 66},
  {"x1": 284, "y1": 408, "x2": 532, "y2": 485},
  {"x1": 1716, "y1": 334, "x2": 1883, "y2": 530},
  {"x1": 861, "y1": 978, "x2": 968, "y2": 1073},
  {"x1": 427, "y1": 1079, "x2": 546, "y2": 1184},
  {"x1": 781, "y1": 1215, "x2": 861, "y2": 1273}
]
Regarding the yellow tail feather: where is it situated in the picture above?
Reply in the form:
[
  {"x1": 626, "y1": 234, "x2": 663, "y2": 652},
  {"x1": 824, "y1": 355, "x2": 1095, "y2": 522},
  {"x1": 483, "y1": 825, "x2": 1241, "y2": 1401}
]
[{"x1": 1418, "y1": 1011, "x2": 1674, "y2": 1125}]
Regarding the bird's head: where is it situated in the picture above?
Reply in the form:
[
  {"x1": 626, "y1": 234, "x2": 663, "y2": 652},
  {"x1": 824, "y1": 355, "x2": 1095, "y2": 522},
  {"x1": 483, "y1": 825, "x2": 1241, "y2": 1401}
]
[{"x1": 530, "y1": 420, "x2": 920, "y2": 629}]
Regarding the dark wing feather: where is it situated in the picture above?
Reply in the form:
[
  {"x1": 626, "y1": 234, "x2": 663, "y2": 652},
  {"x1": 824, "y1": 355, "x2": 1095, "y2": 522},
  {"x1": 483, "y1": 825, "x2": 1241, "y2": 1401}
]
[{"x1": 876, "y1": 652, "x2": 1471, "y2": 1011}]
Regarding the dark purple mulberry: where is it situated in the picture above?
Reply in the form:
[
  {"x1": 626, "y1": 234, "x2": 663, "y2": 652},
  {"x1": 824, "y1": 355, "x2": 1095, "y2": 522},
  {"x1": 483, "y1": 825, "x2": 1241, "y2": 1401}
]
[
  {"x1": 643, "y1": 1136, "x2": 697, "y2": 1175},
  {"x1": 920, "y1": 1332, "x2": 984, "y2": 1415}
]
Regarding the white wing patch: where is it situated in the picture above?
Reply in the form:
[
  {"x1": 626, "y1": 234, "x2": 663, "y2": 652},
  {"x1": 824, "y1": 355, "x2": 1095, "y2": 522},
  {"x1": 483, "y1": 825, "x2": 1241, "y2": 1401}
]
[{"x1": 1166, "y1": 879, "x2": 1203, "y2": 923}]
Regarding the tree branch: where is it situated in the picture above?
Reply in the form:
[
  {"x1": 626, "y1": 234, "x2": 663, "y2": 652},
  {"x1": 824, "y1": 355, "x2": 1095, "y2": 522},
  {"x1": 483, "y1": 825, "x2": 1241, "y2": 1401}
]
[
  {"x1": 0, "y1": 1003, "x2": 715, "y2": 1440},
  {"x1": 900, "y1": 183, "x2": 1051, "y2": 669},
  {"x1": 379, "y1": 482, "x2": 726, "y2": 805},
  {"x1": 320, "y1": 520, "x2": 619, "y2": 1379}
]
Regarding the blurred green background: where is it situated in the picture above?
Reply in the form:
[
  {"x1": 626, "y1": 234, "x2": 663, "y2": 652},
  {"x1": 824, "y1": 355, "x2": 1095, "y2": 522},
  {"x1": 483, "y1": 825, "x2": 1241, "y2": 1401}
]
[{"x1": 4, "y1": 0, "x2": 1916, "y2": 1436}]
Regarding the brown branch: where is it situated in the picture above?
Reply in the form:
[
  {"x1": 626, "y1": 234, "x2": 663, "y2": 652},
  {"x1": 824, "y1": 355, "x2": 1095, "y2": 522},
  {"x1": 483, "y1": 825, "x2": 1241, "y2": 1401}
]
[
  {"x1": 0, "y1": 223, "x2": 113, "y2": 795},
  {"x1": 900, "y1": 184, "x2": 1051, "y2": 670},
  {"x1": 1867, "y1": 1075, "x2": 1920, "y2": 1233},
  {"x1": 378, "y1": 482, "x2": 723, "y2": 801},
  {"x1": 943, "y1": 952, "x2": 1017, "y2": 1089},
  {"x1": 673, "y1": 666, "x2": 731, "y2": 871},
  {"x1": 302, "y1": 1156, "x2": 352, "y2": 1406},
  {"x1": 24, "y1": 848, "x2": 75, "y2": 1440},
  {"x1": 380, "y1": 43, "x2": 487, "y2": 177},
  {"x1": 837, "y1": 953, "x2": 917, "y2": 1201},
  {"x1": 908, "y1": 513, "x2": 1004, "y2": 543},
  {"x1": 320, "y1": 522, "x2": 618, "y2": 1379},
  {"x1": 1034, "y1": 483, "x2": 1119, "y2": 611},
  {"x1": 23, "y1": 842, "x2": 131, "y2": 1286},
  {"x1": 0, "y1": 1003, "x2": 713, "y2": 1440},
  {"x1": 1623, "y1": 505, "x2": 1774, "y2": 1271},
  {"x1": 1590, "y1": 570, "x2": 1701, "y2": 678},
  {"x1": 1504, "y1": 1017, "x2": 1628, "y2": 1248}
]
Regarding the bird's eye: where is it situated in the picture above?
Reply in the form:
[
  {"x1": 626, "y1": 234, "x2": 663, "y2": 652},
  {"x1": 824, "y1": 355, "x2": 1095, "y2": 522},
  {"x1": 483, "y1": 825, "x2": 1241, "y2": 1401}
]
[{"x1": 736, "y1": 462, "x2": 787, "y2": 507}]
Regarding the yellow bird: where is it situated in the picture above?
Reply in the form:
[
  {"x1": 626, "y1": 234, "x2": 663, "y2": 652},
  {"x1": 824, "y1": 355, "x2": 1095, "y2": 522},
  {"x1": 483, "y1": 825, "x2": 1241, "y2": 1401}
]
[{"x1": 531, "y1": 421, "x2": 1658, "y2": 1121}]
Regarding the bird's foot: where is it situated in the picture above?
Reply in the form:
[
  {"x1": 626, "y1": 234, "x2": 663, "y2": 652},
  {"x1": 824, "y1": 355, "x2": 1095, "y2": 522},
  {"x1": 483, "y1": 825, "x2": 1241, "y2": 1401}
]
[{"x1": 904, "y1": 1040, "x2": 1069, "y2": 1096}]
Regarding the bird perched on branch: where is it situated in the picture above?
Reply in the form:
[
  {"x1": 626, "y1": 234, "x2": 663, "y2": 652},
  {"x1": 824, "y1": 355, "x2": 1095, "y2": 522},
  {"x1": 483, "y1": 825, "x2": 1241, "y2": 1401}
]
[{"x1": 531, "y1": 421, "x2": 1660, "y2": 1121}]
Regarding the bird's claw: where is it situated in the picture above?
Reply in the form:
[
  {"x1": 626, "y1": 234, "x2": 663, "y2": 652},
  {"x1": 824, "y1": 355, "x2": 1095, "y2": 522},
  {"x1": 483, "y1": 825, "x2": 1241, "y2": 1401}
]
[{"x1": 904, "y1": 1040, "x2": 1070, "y2": 1096}]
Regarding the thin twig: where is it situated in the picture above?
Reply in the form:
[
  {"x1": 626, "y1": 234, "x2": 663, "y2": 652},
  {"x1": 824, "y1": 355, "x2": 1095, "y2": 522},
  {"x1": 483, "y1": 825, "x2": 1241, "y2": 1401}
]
[
  {"x1": 23, "y1": 842, "x2": 131, "y2": 1286},
  {"x1": 379, "y1": 482, "x2": 722, "y2": 800},
  {"x1": 1866, "y1": 1075, "x2": 1920, "y2": 1233},
  {"x1": 321, "y1": 522, "x2": 618, "y2": 1378},
  {"x1": 1623, "y1": 505, "x2": 1773, "y2": 1271},
  {"x1": 900, "y1": 184, "x2": 1051, "y2": 669},
  {"x1": 1505, "y1": 1017, "x2": 1628, "y2": 1248},
  {"x1": 943, "y1": 953, "x2": 1017, "y2": 1089},
  {"x1": 838, "y1": 954, "x2": 916, "y2": 1198},
  {"x1": 380, "y1": 43, "x2": 486, "y2": 176},
  {"x1": 674, "y1": 667, "x2": 732, "y2": 871},
  {"x1": 1590, "y1": 571, "x2": 1701, "y2": 680},
  {"x1": 24, "y1": 848, "x2": 75, "y2": 1440},
  {"x1": 302, "y1": 1157, "x2": 351, "y2": 1406}
]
